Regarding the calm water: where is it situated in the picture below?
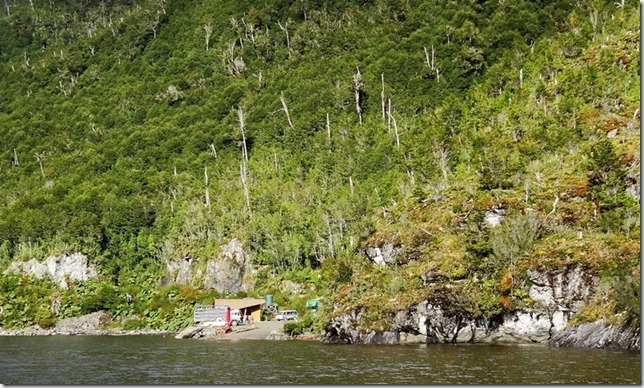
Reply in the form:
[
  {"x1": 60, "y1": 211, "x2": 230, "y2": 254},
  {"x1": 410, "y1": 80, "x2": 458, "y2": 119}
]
[{"x1": 0, "y1": 336, "x2": 640, "y2": 384}]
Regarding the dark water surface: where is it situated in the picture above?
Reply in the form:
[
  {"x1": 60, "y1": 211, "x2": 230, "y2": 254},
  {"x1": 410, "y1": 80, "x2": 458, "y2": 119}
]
[{"x1": 0, "y1": 335, "x2": 640, "y2": 384}]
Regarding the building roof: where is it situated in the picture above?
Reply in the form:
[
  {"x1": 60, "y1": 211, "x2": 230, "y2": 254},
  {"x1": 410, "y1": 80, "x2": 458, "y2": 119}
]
[{"x1": 215, "y1": 298, "x2": 266, "y2": 309}]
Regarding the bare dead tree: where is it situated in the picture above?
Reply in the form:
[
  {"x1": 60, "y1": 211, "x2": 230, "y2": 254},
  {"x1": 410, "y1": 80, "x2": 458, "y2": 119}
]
[
  {"x1": 387, "y1": 99, "x2": 399, "y2": 147},
  {"x1": 349, "y1": 176, "x2": 354, "y2": 195},
  {"x1": 387, "y1": 98, "x2": 392, "y2": 133},
  {"x1": 13, "y1": 149, "x2": 19, "y2": 166},
  {"x1": 403, "y1": 153, "x2": 415, "y2": 186},
  {"x1": 434, "y1": 147, "x2": 450, "y2": 181},
  {"x1": 240, "y1": 162, "x2": 251, "y2": 213},
  {"x1": 204, "y1": 23, "x2": 213, "y2": 51},
  {"x1": 224, "y1": 42, "x2": 245, "y2": 77},
  {"x1": 407, "y1": 168, "x2": 415, "y2": 185},
  {"x1": 237, "y1": 107, "x2": 248, "y2": 162},
  {"x1": 35, "y1": 152, "x2": 46, "y2": 177},
  {"x1": 252, "y1": 69, "x2": 263, "y2": 90},
  {"x1": 277, "y1": 20, "x2": 290, "y2": 55},
  {"x1": 326, "y1": 112, "x2": 331, "y2": 150},
  {"x1": 279, "y1": 91, "x2": 294, "y2": 129},
  {"x1": 240, "y1": 18, "x2": 257, "y2": 43},
  {"x1": 519, "y1": 68, "x2": 523, "y2": 88},
  {"x1": 353, "y1": 66, "x2": 363, "y2": 124},
  {"x1": 157, "y1": 0, "x2": 166, "y2": 14},
  {"x1": 236, "y1": 107, "x2": 251, "y2": 213},
  {"x1": 431, "y1": 44, "x2": 435, "y2": 70},
  {"x1": 381, "y1": 73, "x2": 386, "y2": 123},
  {"x1": 204, "y1": 166, "x2": 211, "y2": 209},
  {"x1": 323, "y1": 213, "x2": 335, "y2": 258},
  {"x1": 589, "y1": 9, "x2": 599, "y2": 33},
  {"x1": 150, "y1": 13, "x2": 160, "y2": 38},
  {"x1": 209, "y1": 143, "x2": 217, "y2": 158}
]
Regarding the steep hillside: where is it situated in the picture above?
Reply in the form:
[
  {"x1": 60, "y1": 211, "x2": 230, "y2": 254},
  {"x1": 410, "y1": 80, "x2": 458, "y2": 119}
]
[{"x1": 0, "y1": 0, "x2": 639, "y2": 333}]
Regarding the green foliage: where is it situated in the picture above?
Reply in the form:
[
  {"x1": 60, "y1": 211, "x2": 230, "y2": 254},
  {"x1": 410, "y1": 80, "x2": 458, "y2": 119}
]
[
  {"x1": 0, "y1": 0, "x2": 638, "y2": 333},
  {"x1": 282, "y1": 314, "x2": 315, "y2": 336},
  {"x1": 0, "y1": 275, "x2": 57, "y2": 329}
]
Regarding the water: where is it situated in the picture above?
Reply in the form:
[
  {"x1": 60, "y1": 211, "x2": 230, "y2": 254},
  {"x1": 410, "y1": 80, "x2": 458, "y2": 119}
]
[{"x1": 0, "y1": 336, "x2": 640, "y2": 384}]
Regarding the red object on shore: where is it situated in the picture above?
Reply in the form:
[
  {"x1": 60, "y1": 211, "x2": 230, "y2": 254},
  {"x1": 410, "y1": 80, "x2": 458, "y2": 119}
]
[{"x1": 225, "y1": 307, "x2": 231, "y2": 325}]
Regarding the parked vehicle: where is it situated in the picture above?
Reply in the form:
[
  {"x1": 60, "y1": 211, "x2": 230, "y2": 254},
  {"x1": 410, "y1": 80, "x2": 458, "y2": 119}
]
[
  {"x1": 230, "y1": 309, "x2": 243, "y2": 326},
  {"x1": 275, "y1": 310, "x2": 299, "y2": 321}
]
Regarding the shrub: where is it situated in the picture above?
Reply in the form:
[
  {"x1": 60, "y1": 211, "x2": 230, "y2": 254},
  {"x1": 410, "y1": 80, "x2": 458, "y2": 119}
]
[{"x1": 282, "y1": 314, "x2": 314, "y2": 336}]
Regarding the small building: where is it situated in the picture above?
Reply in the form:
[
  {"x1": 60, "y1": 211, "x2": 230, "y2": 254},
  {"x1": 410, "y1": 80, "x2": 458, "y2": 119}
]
[{"x1": 214, "y1": 298, "x2": 265, "y2": 323}]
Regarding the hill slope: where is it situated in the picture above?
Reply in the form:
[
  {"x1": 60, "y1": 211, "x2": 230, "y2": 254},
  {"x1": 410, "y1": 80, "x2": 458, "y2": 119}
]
[{"x1": 0, "y1": 0, "x2": 639, "y2": 332}]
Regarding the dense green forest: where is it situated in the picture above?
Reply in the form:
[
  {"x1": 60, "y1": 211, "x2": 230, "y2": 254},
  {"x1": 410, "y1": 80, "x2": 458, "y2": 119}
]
[{"x1": 0, "y1": 0, "x2": 639, "y2": 332}]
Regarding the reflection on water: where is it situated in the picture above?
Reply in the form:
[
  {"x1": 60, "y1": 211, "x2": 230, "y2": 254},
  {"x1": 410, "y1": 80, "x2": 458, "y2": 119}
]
[{"x1": 0, "y1": 336, "x2": 639, "y2": 384}]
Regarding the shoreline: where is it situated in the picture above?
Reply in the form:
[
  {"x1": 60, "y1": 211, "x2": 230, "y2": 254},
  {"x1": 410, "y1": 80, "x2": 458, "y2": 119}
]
[{"x1": 0, "y1": 326, "x2": 176, "y2": 336}]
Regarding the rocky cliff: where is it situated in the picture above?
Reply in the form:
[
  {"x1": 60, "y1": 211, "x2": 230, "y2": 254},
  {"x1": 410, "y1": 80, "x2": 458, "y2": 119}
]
[
  {"x1": 165, "y1": 238, "x2": 255, "y2": 293},
  {"x1": 323, "y1": 266, "x2": 640, "y2": 350},
  {"x1": 3, "y1": 253, "x2": 99, "y2": 289}
]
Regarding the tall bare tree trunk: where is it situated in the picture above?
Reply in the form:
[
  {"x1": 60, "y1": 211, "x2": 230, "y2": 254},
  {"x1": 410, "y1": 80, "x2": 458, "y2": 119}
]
[
  {"x1": 432, "y1": 44, "x2": 435, "y2": 70},
  {"x1": 381, "y1": 73, "x2": 386, "y2": 123},
  {"x1": 238, "y1": 107, "x2": 248, "y2": 162},
  {"x1": 35, "y1": 153, "x2": 45, "y2": 177},
  {"x1": 387, "y1": 101, "x2": 399, "y2": 148},
  {"x1": 353, "y1": 66, "x2": 363, "y2": 125},
  {"x1": 209, "y1": 143, "x2": 217, "y2": 158},
  {"x1": 204, "y1": 166, "x2": 211, "y2": 209},
  {"x1": 326, "y1": 112, "x2": 331, "y2": 151},
  {"x1": 280, "y1": 91, "x2": 294, "y2": 129},
  {"x1": 387, "y1": 99, "x2": 392, "y2": 133},
  {"x1": 237, "y1": 106, "x2": 251, "y2": 213},
  {"x1": 323, "y1": 213, "x2": 335, "y2": 258},
  {"x1": 434, "y1": 147, "x2": 450, "y2": 181},
  {"x1": 277, "y1": 21, "x2": 290, "y2": 58},
  {"x1": 240, "y1": 162, "x2": 251, "y2": 213},
  {"x1": 204, "y1": 23, "x2": 213, "y2": 51}
]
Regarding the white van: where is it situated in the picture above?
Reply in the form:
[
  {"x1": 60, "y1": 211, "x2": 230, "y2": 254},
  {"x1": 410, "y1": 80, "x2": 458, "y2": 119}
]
[{"x1": 275, "y1": 310, "x2": 299, "y2": 321}]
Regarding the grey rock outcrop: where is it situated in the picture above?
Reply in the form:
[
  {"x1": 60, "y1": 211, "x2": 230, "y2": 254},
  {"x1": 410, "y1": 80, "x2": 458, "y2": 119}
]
[
  {"x1": 549, "y1": 321, "x2": 640, "y2": 350},
  {"x1": 4, "y1": 253, "x2": 98, "y2": 289},
  {"x1": 527, "y1": 266, "x2": 598, "y2": 313},
  {"x1": 266, "y1": 330, "x2": 291, "y2": 340},
  {"x1": 203, "y1": 239, "x2": 253, "y2": 293},
  {"x1": 165, "y1": 238, "x2": 254, "y2": 293},
  {"x1": 55, "y1": 311, "x2": 112, "y2": 331},
  {"x1": 166, "y1": 255, "x2": 193, "y2": 285},
  {"x1": 324, "y1": 266, "x2": 639, "y2": 350},
  {"x1": 365, "y1": 243, "x2": 401, "y2": 266}
]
